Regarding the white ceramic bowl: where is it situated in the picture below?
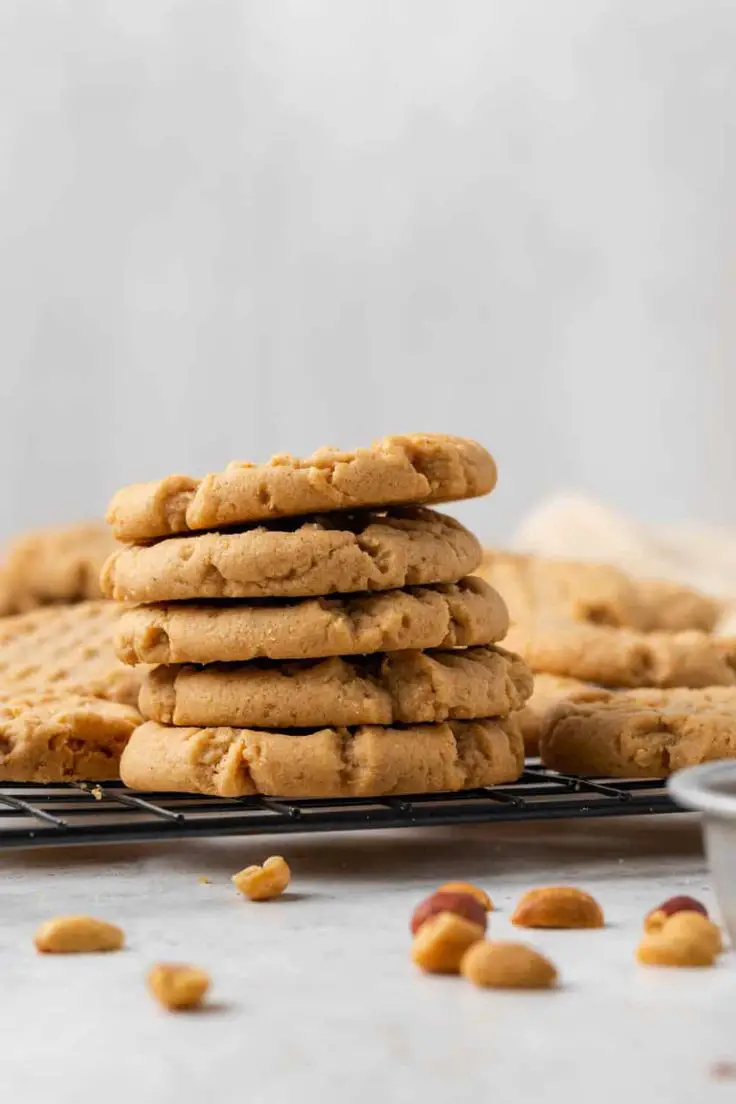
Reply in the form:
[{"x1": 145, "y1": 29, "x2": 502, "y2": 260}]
[{"x1": 668, "y1": 762, "x2": 736, "y2": 943}]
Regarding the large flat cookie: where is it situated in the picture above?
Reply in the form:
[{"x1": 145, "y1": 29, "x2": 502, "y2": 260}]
[
  {"x1": 139, "y1": 646, "x2": 533, "y2": 728},
  {"x1": 540, "y1": 687, "x2": 736, "y2": 778},
  {"x1": 0, "y1": 691, "x2": 140, "y2": 782},
  {"x1": 633, "y1": 578, "x2": 721, "y2": 634},
  {"x1": 479, "y1": 552, "x2": 719, "y2": 633},
  {"x1": 114, "y1": 578, "x2": 507, "y2": 665},
  {"x1": 101, "y1": 508, "x2": 481, "y2": 603},
  {"x1": 107, "y1": 435, "x2": 496, "y2": 542},
  {"x1": 120, "y1": 716, "x2": 524, "y2": 798},
  {"x1": 0, "y1": 522, "x2": 116, "y2": 615},
  {"x1": 505, "y1": 621, "x2": 736, "y2": 688},
  {"x1": 0, "y1": 601, "x2": 142, "y2": 706}
]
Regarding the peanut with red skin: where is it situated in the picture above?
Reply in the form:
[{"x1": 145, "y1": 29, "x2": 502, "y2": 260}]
[
  {"x1": 410, "y1": 891, "x2": 488, "y2": 936},
  {"x1": 637, "y1": 909, "x2": 722, "y2": 968},
  {"x1": 438, "y1": 882, "x2": 493, "y2": 911},
  {"x1": 644, "y1": 895, "x2": 708, "y2": 933}
]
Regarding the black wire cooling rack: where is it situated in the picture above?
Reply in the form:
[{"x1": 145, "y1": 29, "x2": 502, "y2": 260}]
[{"x1": 0, "y1": 767, "x2": 679, "y2": 850}]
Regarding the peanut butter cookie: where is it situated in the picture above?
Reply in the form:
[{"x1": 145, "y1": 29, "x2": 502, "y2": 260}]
[
  {"x1": 114, "y1": 578, "x2": 508, "y2": 665},
  {"x1": 0, "y1": 522, "x2": 116, "y2": 615},
  {"x1": 108, "y1": 435, "x2": 496, "y2": 541},
  {"x1": 505, "y1": 621, "x2": 736, "y2": 689},
  {"x1": 541, "y1": 686, "x2": 736, "y2": 777},
  {"x1": 0, "y1": 601, "x2": 142, "y2": 706},
  {"x1": 100, "y1": 508, "x2": 481, "y2": 603},
  {"x1": 479, "y1": 552, "x2": 719, "y2": 633},
  {"x1": 0, "y1": 691, "x2": 140, "y2": 782},
  {"x1": 120, "y1": 715, "x2": 525, "y2": 798},
  {"x1": 139, "y1": 646, "x2": 533, "y2": 728}
]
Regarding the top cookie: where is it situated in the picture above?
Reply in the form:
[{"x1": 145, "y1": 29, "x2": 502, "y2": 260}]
[
  {"x1": 479, "y1": 552, "x2": 719, "y2": 633},
  {"x1": 106, "y1": 435, "x2": 496, "y2": 542}
]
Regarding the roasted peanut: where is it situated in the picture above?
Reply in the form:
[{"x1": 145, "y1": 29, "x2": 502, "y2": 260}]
[
  {"x1": 438, "y1": 882, "x2": 493, "y2": 912},
  {"x1": 34, "y1": 915, "x2": 124, "y2": 954},
  {"x1": 659, "y1": 911, "x2": 722, "y2": 955},
  {"x1": 461, "y1": 940, "x2": 558, "y2": 989},
  {"x1": 232, "y1": 855, "x2": 290, "y2": 901},
  {"x1": 411, "y1": 911, "x2": 485, "y2": 974},
  {"x1": 147, "y1": 963, "x2": 211, "y2": 1010},
  {"x1": 512, "y1": 886, "x2": 604, "y2": 929},
  {"x1": 637, "y1": 907, "x2": 721, "y2": 968},
  {"x1": 644, "y1": 895, "x2": 708, "y2": 933},
  {"x1": 411, "y1": 890, "x2": 488, "y2": 936},
  {"x1": 636, "y1": 932, "x2": 715, "y2": 968}
]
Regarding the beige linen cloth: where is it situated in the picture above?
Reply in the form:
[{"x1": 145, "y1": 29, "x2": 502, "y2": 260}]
[{"x1": 514, "y1": 494, "x2": 736, "y2": 633}]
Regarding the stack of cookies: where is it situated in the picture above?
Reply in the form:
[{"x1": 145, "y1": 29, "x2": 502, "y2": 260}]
[
  {"x1": 101, "y1": 435, "x2": 533, "y2": 799},
  {"x1": 480, "y1": 552, "x2": 736, "y2": 778}
]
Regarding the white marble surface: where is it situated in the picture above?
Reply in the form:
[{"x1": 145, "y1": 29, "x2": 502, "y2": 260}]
[{"x1": 2, "y1": 814, "x2": 734, "y2": 1103}]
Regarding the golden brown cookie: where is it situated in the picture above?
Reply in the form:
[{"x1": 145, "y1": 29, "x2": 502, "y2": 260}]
[
  {"x1": 120, "y1": 716, "x2": 525, "y2": 798},
  {"x1": 0, "y1": 522, "x2": 116, "y2": 615},
  {"x1": 101, "y1": 508, "x2": 481, "y2": 603},
  {"x1": 107, "y1": 435, "x2": 496, "y2": 542},
  {"x1": 479, "y1": 552, "x2": 719, "y2": 633},
  {"x1": 505, "y1": 621, "x2": 736, "y2": 689},
  {"x1": 0, "y1": 601, "x2": 142, "y2": 706},
  {"x1": 138, "y1": 646, "x2": 533, "y2": 728},
  {"x1": 540, "y1": 686, "x2": 736, "y2": 778},
  {"x1": 114, "y1": 578, "x2": 507, "y2": 665},
  {"x1": 0, "y1": 691, "x2": 140, "y2": 782},
  {"x1": 517, "y1": 673, "x2": 592, "y2": 755},
  {"x1": 633, "y1": 578, "x2": 721, "y2": 633}
]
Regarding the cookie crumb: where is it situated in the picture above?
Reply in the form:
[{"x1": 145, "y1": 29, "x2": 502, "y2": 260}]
[
  {"x1": 198, "y1": 876, "x2": 211, "y2": 885},
  {"x1": 91, "y1": 785, "x2": 103, "y2": 801}
]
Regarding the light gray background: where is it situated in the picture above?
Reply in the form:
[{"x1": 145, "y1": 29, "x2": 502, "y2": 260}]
[{"x1": 0, "y1": 0, "x2": 734, "y2": 544}]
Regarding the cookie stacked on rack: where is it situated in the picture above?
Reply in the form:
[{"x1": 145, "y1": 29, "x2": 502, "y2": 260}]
[{"x1": 101, "y1": 435, "x2": 532, "y2": 798}]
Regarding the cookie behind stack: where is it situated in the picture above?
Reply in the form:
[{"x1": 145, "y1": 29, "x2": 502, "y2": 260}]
[
  {"x1": 479, "y1": 551, "x2": 736, "y2": 777},
  {"x1": 0, "y1": 521, "x2": 147, "y2": 782},
  {"x1": 0, "y1": 602, "x2": 143, "y2": 782},
  {"x1": 0, "y1": 522, "x2": 115, "y2": 615},
  {"x1": 104, "y1": 435, "x2": 532, "y2": 798}
]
